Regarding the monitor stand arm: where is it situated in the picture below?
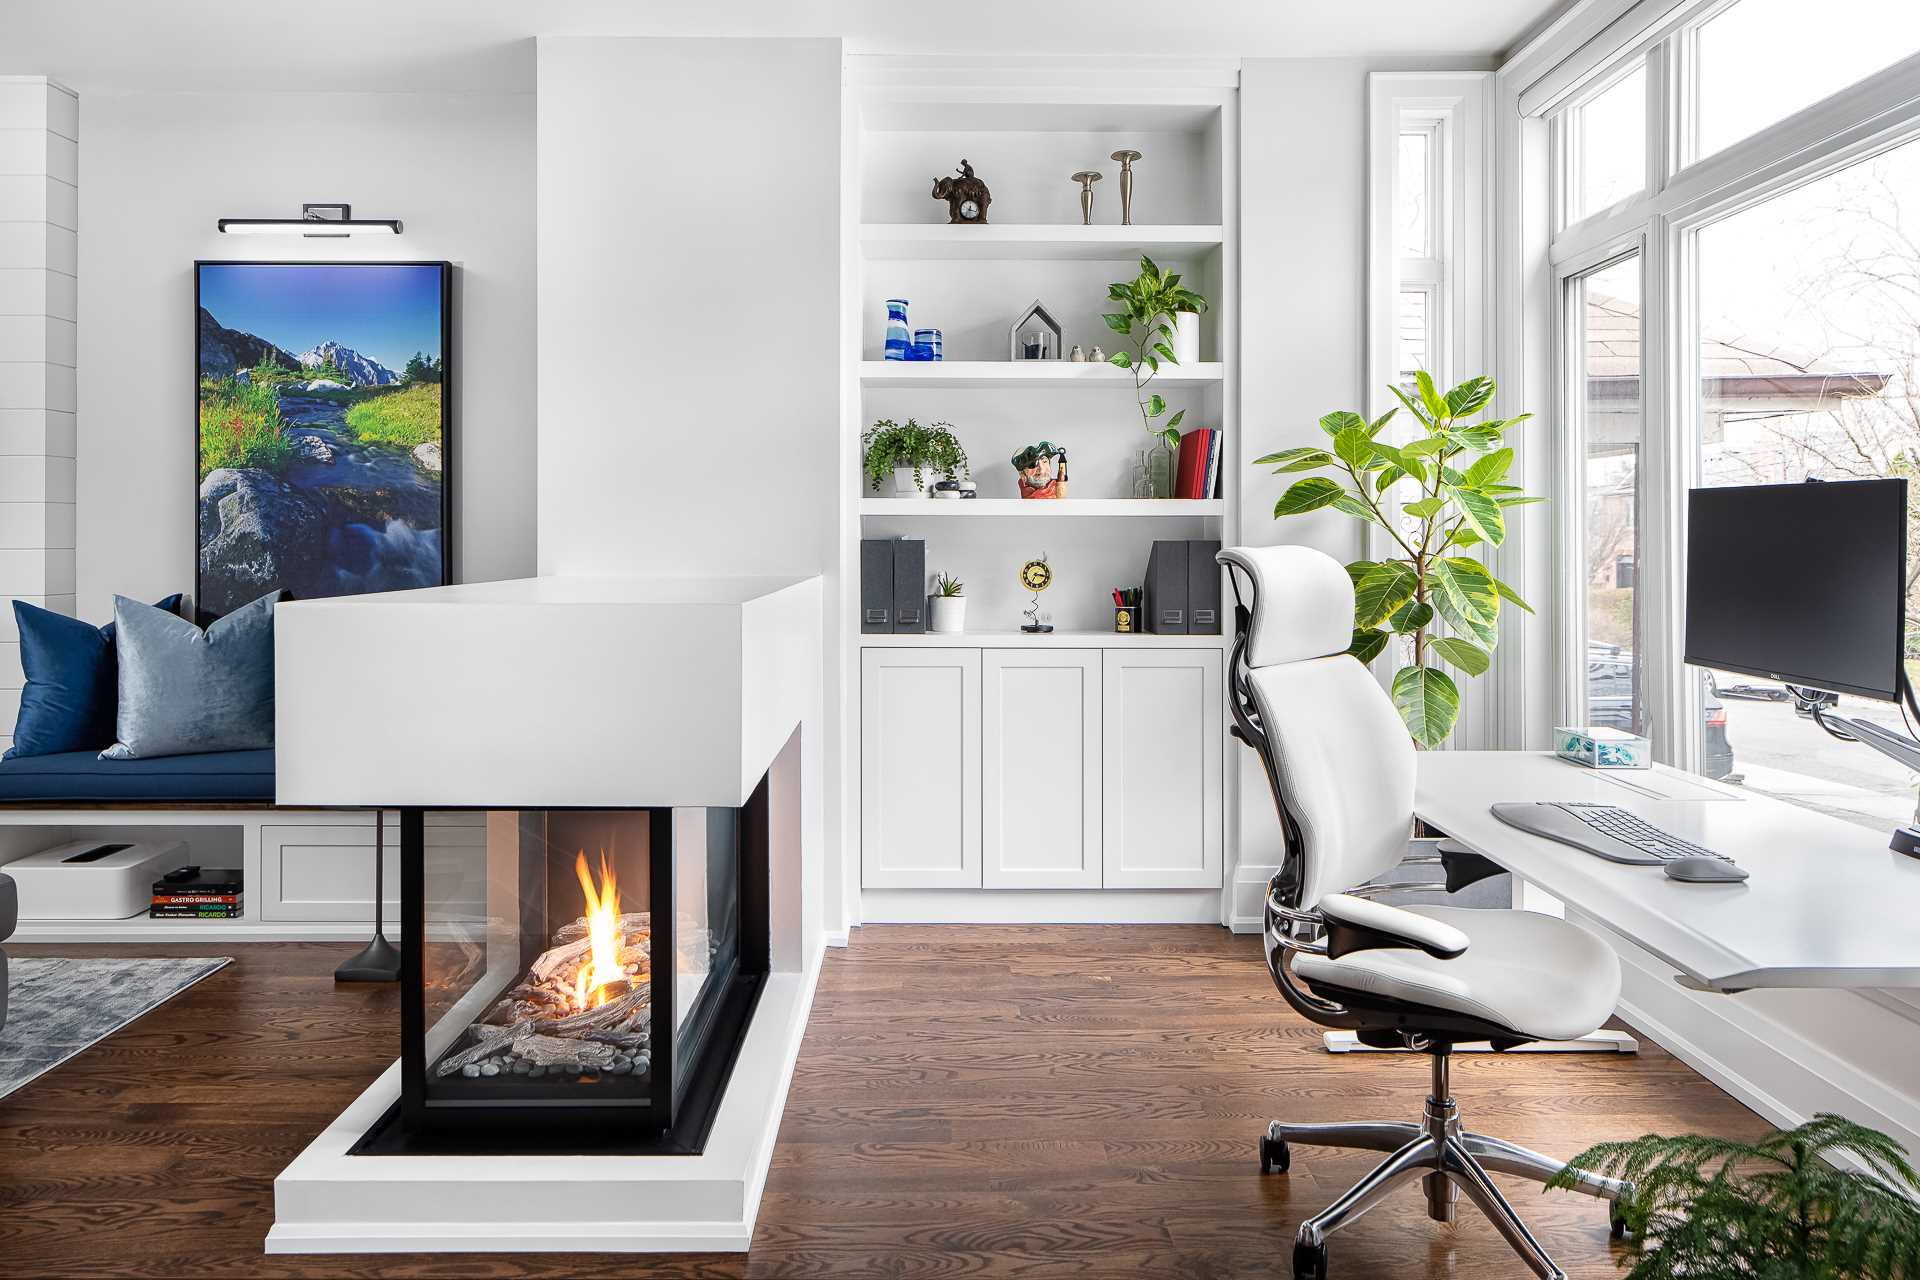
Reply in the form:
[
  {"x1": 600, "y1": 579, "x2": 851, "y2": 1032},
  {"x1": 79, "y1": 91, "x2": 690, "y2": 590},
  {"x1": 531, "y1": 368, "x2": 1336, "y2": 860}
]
[{"x1": 1816, "y1": 714, "x2": 1920, "y2": 860}]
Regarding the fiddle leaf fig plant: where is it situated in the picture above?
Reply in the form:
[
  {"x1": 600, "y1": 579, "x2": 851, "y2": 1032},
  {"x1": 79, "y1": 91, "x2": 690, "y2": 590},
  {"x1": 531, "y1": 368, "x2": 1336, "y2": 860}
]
[
  {"x1": 1551, "y1": 1113, "x2": 1920, "y2": 1280},
  {"x1": 1256, "y1": 372, "x2": 1540, "y2": 747},
  {"x1": 1103, "y1": 255, "x2": 1207, "y2": 453}
]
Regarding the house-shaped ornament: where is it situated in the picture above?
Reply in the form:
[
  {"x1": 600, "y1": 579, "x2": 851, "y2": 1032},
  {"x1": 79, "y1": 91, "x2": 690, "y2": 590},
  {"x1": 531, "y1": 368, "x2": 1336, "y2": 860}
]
[{"x1": 1009, "y1": 299, "x2": 1063, "y2": 360}]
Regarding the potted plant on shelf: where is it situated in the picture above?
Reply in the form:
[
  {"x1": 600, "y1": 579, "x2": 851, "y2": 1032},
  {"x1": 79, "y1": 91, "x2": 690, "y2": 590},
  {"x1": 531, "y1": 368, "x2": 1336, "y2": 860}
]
[
  {"x1": 1104, "y1": 255, "x2": 1208, "y2": 498},
  {"x1": 863, "y1": 419, "x2": 970, "y2": 497},
  {"x1": 1256, "y1": 373, "x2": 1539, "y2": 747},
  {"x1": 928, "y1": 572, "x2": 966, "y2": 634},
  {"x1": 1552, "y1": 1113, "x2": 1920, "y2": 1279}
]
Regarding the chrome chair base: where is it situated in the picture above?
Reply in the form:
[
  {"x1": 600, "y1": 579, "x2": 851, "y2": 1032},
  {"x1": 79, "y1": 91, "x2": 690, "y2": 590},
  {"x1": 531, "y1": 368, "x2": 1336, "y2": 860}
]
[{"x1": 1264, "y1": 1054, "x2": 1631, "y2": 1280}]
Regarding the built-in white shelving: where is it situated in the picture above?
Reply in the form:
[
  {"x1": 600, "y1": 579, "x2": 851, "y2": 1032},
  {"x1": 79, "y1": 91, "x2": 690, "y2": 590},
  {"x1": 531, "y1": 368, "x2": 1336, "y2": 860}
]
[
  {"x1": 860, "y1": 360, "x2": 1223, "y2": 389},
  {"x1": 861, "y1": 223, "x2": 1225, "y2": 261},
  {"x1": 842, "y1": 62, "x2": 1240, "y2": 914},
  {"x1": 859, "y1": 498, "x2": 1222, "y2": 517}
]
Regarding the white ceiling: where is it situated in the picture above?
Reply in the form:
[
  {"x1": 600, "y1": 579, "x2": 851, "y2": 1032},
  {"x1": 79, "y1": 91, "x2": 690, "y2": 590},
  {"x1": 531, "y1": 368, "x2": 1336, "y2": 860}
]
[{"x1": 3, "y1": 0, "x2": 1570, "y2": 95}]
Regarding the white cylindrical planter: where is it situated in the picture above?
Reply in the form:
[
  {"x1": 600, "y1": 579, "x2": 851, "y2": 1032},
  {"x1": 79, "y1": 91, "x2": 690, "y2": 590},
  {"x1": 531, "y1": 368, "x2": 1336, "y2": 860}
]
[
  {"x1": 928, "y1": 596, "x2": 967, "y2": 634},
  {"x1": 1169, "y1": 311, "x2": 1201, "y2": 364},
  {"x1": 892, "y1": 465, "x2": 923, "y2": 497}
]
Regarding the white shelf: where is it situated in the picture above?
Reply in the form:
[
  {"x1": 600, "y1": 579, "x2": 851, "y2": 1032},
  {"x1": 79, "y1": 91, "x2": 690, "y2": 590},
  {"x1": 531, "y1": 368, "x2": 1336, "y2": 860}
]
[
  {"x1": 861, "y1": 223, "x2": 1225, "y2": 260},
  {"x1": 861, "y1": 360, "x2": 1223, "y2": 389},
  {"x1": 861, "y1": 630, "x2": 1227, "y2": 649},
  {"x1": 860, "y1": 498, "x2": 1223, "y2": 517}
]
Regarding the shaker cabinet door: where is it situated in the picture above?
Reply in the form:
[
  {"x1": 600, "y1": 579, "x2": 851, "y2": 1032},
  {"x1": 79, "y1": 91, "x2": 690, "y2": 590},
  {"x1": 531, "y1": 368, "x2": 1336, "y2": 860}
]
[
  {"x1": 861, "y1": 648, "x2": 981, "y2": 888},
  {"x1": 982, "y1": 649, "x2": 1102, "y2": 889},
  {"x1": 1101, "y1": 649, "x2": 1223, "y2": 889}
]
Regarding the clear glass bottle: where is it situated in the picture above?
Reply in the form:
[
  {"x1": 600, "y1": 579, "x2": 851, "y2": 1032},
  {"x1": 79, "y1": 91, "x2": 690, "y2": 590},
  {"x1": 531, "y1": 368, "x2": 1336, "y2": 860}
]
[
  {"x1": 1147, "y1": 440, "x2": 1175, "y2": 499},
  {"x1": 884, "y1": 299, "x2": 912, "y2": 361},
  {"x1": 1132, "y1": 450, "x2": 1155, "y2": 499}
]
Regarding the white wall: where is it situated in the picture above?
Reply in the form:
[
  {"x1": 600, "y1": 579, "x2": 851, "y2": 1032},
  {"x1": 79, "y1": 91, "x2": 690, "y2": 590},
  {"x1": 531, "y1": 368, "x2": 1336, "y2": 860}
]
[
  {"x1": 1232, "y1": 57, "x2": 1494, "y2": 925},
  {"x1": 76, "y1": 88, "x2": 537, "y2": 624},
  {"x1": 535, "y1": 36, "x2": 845, "y2": 934}
]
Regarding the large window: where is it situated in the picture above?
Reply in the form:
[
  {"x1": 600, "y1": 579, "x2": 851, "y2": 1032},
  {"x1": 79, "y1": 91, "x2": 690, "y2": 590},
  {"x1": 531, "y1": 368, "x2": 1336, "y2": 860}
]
[
  {"x1": 1691, "y1": 140, "x2": 1920, "y2": 824},
  {"x1": 1546, "y1": 2, "x2": 1920, "y2": 829}
]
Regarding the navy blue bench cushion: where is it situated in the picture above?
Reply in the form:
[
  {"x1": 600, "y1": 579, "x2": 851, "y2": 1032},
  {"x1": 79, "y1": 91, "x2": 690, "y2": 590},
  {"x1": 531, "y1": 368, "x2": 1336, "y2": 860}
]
[{"x1": 0, "y1": 749, "x2": 275, "y2": 804}]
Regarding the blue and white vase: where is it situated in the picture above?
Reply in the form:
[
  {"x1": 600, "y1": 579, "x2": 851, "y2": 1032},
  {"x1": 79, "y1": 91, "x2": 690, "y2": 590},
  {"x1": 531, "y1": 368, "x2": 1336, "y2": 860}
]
[
  {"x1": 884, "y1": 299, "x2": 912, "y2": 361},
  {"x1": 912, "y1": 328, "x2": 943, "y2": 362}
]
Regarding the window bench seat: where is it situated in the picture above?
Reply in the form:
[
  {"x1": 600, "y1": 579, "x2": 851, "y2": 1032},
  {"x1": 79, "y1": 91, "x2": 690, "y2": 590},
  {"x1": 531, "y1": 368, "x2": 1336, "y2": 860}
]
[{"x1": 0, "y1": 749, "x2": 276, "y2": 806}]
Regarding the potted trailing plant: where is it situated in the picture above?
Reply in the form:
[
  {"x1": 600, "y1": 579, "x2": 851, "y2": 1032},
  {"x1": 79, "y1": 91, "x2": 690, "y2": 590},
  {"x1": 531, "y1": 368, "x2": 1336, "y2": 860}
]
[
  {"x1": 1256, "y1": 373, "x2": 1539, "y2": 747},
  {"x1": 928, "y1": 571, "x2": 966, "y2": 634},
  {"x1": 1552, "y1": 1113, "x2": 1920, "y2": 1279},
  {"x1": 862, "y1": 419, "x2": 970, "y2": 497},
  {"x1": 1104, "y1": 256, "x2": 1207, "y2": 497}
]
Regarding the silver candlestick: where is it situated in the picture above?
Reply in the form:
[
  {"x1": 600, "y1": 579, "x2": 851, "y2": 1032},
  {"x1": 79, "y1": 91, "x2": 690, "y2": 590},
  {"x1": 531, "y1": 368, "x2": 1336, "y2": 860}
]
[
  {"x1": 1071, "y1": 170, "x2": 1102, "y2": 225},
  {"x1": 1111, "y1": 149, "x2": 1141, "y2": 225}
]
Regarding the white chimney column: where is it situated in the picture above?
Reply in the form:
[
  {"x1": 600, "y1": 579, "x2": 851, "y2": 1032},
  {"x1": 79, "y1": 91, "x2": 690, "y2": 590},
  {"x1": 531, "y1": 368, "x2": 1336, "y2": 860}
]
[{"x1": 0, "y1": 76, "x2": 78, "y2": 749}]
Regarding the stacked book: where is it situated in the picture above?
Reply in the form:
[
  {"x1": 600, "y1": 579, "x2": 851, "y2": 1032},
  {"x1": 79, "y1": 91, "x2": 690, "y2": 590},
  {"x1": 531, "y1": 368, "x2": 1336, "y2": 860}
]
[{"x1": 150, "y1": 867, "x2": 243, "y2": 919}]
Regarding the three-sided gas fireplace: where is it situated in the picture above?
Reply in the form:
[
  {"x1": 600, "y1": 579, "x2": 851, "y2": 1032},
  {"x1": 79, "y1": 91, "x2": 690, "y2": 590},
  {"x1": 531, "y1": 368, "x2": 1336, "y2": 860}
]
[{"x1": 353, "y1": 776, "x2": 770, "y2": 1156}]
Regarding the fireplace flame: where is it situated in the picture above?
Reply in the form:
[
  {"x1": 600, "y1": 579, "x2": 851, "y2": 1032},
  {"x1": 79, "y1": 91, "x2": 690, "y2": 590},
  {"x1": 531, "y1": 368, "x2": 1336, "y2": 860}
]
[{"x1": 572, "y1": 850, "x2": 625, "y2": 1009}]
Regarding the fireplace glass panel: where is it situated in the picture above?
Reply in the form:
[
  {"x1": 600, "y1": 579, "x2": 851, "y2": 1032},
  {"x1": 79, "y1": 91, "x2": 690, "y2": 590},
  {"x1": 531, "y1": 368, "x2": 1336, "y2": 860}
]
[
  {"x1": 417, "y1": 810, "x2": 661, "y2": 1118},
  {"x1": 672, "y1": 807, "x2": 743, "y2": 1084}
]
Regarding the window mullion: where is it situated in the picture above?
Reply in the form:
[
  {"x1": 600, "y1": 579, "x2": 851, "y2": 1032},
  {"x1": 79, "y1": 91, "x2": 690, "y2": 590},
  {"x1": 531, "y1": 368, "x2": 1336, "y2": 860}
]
[{"x1": 1638, "y1": 215, "x2": 1690, "y2": 770}]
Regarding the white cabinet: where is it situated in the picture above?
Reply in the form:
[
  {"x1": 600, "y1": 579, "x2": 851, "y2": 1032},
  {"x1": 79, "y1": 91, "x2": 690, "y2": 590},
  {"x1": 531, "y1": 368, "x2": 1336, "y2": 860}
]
[
  {"x1": 1101, "y1": 649, "x2": 1223, "y2": 889},
  {"x1": 981, "y1": 650, "x2": 1101, "y2": 889},
  {"x1": 861, "y1": 642, "x2": 1223, "y2": 894},
  {"x1": 260, "y1": 812, "x2": 487, "y2": 922},
  {"x1": 861, "y1": 648, "x2": 981, "y2": 888}
]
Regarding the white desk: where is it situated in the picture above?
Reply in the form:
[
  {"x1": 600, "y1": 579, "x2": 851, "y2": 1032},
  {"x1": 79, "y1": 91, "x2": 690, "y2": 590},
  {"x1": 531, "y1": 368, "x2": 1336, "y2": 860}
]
[{"x1": 1416, "y1": 752, "x2": 1920, "y2": 993}]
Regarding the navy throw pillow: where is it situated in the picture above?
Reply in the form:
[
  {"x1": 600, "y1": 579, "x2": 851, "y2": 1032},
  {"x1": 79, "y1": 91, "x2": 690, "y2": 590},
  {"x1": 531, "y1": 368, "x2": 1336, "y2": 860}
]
[{"x1": 8, "y1": 595, "x2": 183, "y2": 759}]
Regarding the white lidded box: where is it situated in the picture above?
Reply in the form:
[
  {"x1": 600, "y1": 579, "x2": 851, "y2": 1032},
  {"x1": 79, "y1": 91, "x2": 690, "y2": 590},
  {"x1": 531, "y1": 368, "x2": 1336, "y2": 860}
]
[
  {"x1": 1555, "y1": 725, "x2": 1651, "y2": 770},
  {"x1": 4, "y1": 839, "x2": 190, "y2": 919}
]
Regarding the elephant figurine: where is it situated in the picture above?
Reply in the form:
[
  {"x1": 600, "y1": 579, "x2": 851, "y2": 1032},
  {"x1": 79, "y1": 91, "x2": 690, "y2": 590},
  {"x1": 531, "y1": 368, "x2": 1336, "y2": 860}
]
[{"x1": 931, "y1": 160, "x2": 991, "y2": 224}]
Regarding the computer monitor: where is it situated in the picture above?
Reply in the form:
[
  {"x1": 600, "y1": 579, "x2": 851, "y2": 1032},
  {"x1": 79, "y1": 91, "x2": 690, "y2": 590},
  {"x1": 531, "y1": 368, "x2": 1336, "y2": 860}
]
[{"x1": 1685, "y1": 478, "x2": 1908, "y2": 702}]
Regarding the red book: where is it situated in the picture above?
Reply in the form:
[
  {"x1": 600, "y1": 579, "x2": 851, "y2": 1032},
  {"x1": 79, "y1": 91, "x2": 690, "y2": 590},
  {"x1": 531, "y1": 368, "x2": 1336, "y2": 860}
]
[{"x1": 1173, "y1": 429, "x2": 1209, "y2": 499}]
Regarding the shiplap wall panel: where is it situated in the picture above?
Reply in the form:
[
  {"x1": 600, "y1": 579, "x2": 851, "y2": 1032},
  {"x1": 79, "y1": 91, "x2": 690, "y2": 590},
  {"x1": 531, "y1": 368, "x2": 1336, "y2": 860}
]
[{"x1": 0, "y1": 78, "x2": 78, "y2": 742}]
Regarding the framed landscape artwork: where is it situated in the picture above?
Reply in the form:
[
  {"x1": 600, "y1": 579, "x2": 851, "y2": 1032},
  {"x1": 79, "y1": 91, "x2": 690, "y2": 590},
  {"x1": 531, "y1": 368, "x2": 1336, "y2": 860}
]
[{"x1": 195, "y1": 261, "x2": 452, "y2": 619}]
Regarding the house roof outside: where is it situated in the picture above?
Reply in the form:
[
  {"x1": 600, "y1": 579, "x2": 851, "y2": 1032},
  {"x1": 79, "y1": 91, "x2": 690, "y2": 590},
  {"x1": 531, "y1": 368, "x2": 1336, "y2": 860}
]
[{"x1": 1585, "y1": 293, "x2": 1890, "y2": 405}]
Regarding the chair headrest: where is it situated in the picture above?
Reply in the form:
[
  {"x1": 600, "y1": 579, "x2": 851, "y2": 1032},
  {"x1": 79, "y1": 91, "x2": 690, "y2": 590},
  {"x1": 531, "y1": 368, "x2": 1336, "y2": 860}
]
[{"x1": 1216, "y1": 545, "x2": 1354, "y2": 668}]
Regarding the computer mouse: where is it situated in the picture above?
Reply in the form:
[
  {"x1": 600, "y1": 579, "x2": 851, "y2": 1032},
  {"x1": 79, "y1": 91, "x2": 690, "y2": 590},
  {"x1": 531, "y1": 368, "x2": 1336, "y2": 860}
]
[{"x1": 1663, "y1": 856, "x2": 1749, "y2": 883}]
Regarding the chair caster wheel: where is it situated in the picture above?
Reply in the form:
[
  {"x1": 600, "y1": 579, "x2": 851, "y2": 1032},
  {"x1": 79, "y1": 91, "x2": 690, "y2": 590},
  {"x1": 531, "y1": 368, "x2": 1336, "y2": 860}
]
[
  {"x1": 1292, "y1": 1239, "x2": 1328, "y2": 1279},
  {"x1": 1260, "y1": 1136, "x2": 1291, "y2": 1174}
]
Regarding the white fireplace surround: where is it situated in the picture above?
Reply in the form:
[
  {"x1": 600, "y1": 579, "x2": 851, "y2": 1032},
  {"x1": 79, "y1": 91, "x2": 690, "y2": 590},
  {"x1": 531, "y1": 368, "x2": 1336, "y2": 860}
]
[{"x1": 268, "y1": 575, "x2": 824, "y2": 1252}]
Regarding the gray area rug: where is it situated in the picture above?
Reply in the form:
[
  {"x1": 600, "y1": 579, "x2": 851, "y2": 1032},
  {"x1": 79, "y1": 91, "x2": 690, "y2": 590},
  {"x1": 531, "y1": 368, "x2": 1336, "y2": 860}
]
[{"x1": 0, "y1": 956, "x2": 231, "y2": 1100}]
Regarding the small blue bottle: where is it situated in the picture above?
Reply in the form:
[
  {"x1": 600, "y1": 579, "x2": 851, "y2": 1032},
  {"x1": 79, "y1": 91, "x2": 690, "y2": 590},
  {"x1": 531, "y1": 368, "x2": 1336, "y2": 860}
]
[
  {"x1": 912, "y1": 328, "x2": 943, "y2": 362},
  {"x1": 884, "y1": 299, "x2": 912, "y2": 361}
]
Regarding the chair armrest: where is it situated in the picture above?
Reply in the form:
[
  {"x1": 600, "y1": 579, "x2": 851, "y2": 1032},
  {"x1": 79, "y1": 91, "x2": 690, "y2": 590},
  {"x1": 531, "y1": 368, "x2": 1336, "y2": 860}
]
[
  {"x1": 1408, "y1": 838, "x2": 1507, "y2": 895},
  {"x1": 1319, "y1": 892, "x2": 1469, "y2": 961},
  {"x1": 0, "y1": 872, "x2": 14, "y2": 941}
]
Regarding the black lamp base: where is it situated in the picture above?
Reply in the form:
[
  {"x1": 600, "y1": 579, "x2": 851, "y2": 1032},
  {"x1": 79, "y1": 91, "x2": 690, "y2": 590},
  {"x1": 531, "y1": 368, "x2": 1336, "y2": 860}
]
[
  {"x1": 1891, "y1": 826, "x2": 1920, "y2": 860},
  {"x1": 335, "y1": 932, "x2": 400, "y2": 983}
]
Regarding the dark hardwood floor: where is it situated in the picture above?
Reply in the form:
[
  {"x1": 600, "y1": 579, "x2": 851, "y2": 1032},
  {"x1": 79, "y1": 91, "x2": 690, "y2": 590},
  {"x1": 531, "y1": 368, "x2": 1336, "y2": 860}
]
[{"x1": 0, "y1": 927, "x2": 1767, "y2": 1278}]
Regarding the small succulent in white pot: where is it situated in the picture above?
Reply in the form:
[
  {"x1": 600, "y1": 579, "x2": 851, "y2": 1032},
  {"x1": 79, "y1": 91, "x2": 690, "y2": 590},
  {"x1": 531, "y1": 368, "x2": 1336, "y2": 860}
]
[{"x1": 928, "y1": 572, "x2": 966, "y2": 634}]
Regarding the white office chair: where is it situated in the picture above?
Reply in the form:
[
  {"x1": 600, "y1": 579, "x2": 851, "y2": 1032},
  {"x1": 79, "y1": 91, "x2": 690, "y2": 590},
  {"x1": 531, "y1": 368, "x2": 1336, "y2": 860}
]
[{"x1": 1217, "y1": 544, "x2": 1632, "y2": 1280}]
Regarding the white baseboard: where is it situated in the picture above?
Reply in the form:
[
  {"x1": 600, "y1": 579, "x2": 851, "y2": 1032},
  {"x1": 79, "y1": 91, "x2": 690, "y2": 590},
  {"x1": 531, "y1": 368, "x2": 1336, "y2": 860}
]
[
  {"x1": 823, "y1": 929, "x2": 850, "y2": 948},
  {"x1": 860, "y1": 888, "x2": 1222, "y2": 925},
  {"x1": 1226, "y1": 862, "x2": 1277, "y2": 934}
]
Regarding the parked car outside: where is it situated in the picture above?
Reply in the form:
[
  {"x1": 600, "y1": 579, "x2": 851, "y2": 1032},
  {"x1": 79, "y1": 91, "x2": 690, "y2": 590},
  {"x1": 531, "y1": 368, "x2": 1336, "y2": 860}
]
[{"x1": 1586, "y1": 652, "x2": 1735, "y2": 779}]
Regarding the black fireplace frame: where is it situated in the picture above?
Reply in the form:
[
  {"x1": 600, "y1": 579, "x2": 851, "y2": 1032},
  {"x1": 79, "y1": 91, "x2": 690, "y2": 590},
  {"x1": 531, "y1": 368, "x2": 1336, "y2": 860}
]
[{"x1": 354, "y1": 776, "x2": 771, "y2": 1157}]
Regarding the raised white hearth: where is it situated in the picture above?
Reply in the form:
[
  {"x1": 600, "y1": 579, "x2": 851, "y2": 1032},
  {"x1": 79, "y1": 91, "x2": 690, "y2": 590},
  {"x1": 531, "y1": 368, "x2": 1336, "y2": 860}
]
[{"x1": 268, "y1": 575, "x2": 824, "y2": 1253}]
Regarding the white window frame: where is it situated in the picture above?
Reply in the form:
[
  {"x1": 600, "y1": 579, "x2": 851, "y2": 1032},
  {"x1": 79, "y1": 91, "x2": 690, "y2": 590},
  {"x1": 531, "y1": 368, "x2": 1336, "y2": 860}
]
[
  {"x1": 1499, "y1": 0, "x2": 1920, "y2": 762},
  {"x1": 1367, "y1": 72, "x2": 1497, "y2": 745}
]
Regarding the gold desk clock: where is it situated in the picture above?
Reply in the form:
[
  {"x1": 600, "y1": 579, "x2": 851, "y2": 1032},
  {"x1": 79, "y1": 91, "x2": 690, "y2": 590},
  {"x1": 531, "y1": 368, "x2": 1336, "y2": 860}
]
[{"x1": 1019, "y1": 554, "x2": 1054, "y2": 633}]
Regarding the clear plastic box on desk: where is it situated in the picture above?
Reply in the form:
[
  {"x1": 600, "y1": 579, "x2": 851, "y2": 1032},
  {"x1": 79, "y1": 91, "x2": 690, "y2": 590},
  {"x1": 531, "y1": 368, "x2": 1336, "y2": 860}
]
[{"x1": 1555, "y1": 725, "x2": 1651, "y2": 770}]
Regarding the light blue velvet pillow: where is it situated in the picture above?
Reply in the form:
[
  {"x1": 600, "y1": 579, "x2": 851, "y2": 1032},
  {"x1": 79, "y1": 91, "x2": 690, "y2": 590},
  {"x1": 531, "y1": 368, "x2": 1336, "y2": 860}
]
[{"x1": 100, "y1": 591, "x2": 279, "y2": 760}]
